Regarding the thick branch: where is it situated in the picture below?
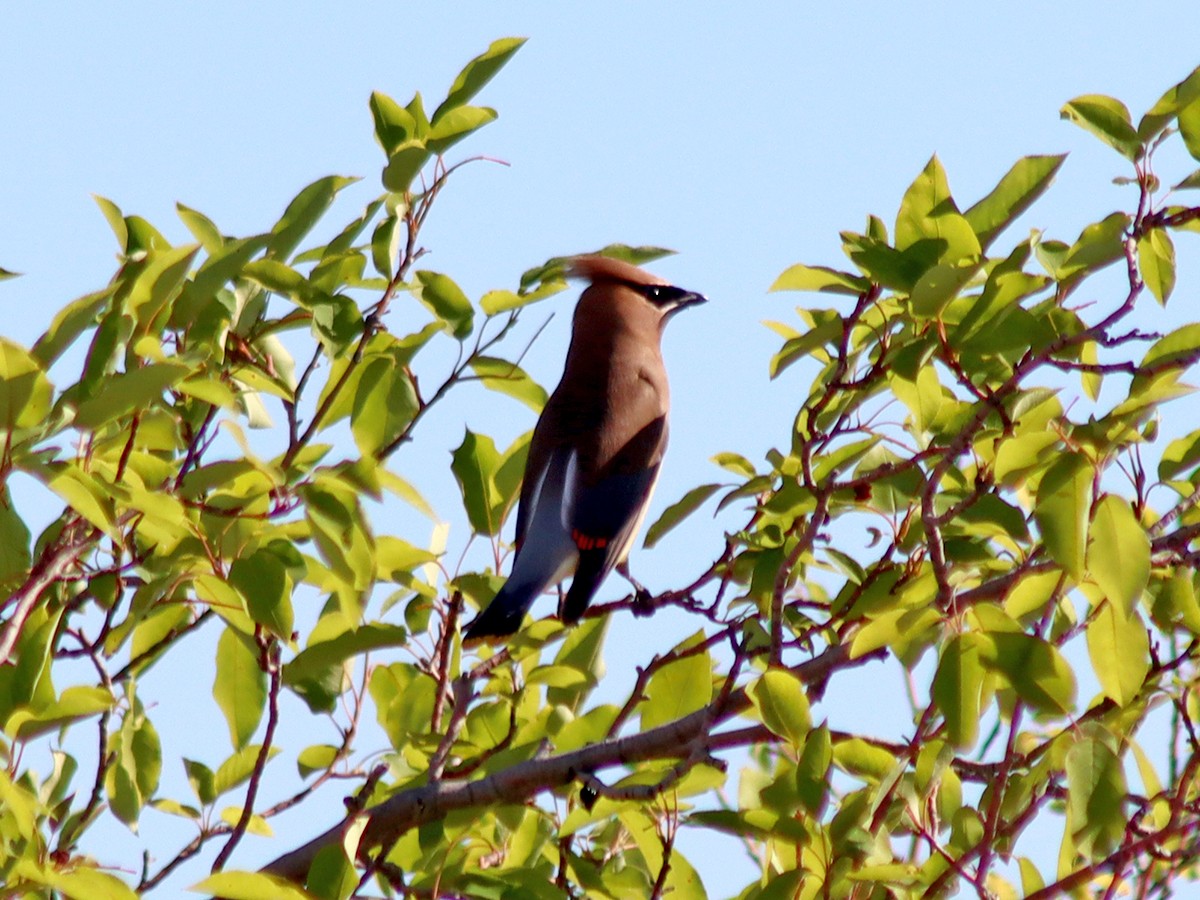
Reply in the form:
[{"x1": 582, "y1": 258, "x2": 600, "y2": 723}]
[{"x1": 262, "y1": 644, "x2": 864, "y2": 883}]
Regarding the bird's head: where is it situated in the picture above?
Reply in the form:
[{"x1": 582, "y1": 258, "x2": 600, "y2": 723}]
[{"x1": 568, "y1": 255, "x2": 707, "y2": 325}]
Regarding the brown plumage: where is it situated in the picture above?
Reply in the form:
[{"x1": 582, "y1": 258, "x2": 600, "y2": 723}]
[{"x1": 463, "y1": 255, "x2": 706, "y2": 641}]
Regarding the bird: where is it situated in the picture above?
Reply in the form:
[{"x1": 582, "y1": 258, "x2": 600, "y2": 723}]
[{"x1": 463, "y1": 255, "x2": 706, "y2": 641}]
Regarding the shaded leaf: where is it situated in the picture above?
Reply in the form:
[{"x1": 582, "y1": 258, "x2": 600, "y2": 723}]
[
  {"x1": 1061, "y1": 94, "x2": 1141, "y2": 159},
  {"x1": 747, "y1": 669, "x2": 811, "y2": 748},
  {"x1": 1086, "y1": 602, "x2": 1149, "y2": 707},
  {"x1": 964, "y1": 154, "x2": 1066, "y2": 249},
  {"x1": 1088, "y1": 495, "x2": 1149, "y2": 616},
  {"x1": 213, "y1": 627, "x2": 265, "y2": 749},
  {"x1": 1033, "y1": 451, "x2": 1091, "y2": 580}
]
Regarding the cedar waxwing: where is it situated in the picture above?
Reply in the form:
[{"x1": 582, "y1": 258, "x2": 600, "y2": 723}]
[{"x1": 463, "y1": 255, "x2": 706, "y2": 641}]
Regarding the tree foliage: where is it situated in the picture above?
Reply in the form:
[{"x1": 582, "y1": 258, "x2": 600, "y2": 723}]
[{"x1": 3, "y1": 38, "x2": 1200, "y2": 900}]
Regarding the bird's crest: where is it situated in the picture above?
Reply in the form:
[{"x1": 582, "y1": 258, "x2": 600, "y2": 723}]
[{"x1": 568, "y1": 255, "x2": 670, "y2": 288}]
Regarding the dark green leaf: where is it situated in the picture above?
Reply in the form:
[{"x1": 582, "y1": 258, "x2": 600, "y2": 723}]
[{"x1": 229, "y1": 549, "x2": 294, "y2": 640}]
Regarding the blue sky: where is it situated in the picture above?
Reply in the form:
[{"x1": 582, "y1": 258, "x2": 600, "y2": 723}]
[{"x1": 4, "y1": 2, "x2": 1199, "y2": 895}]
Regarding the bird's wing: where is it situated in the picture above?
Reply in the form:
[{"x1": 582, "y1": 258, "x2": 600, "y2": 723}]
[{"x1": 559, "y1": 416, "x2": 667, "y2": 622}]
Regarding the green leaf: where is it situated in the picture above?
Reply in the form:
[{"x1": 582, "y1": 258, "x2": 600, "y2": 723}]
[
  {"x1": 768, "y1": 310, "x2": 843, "y2": 378},
  {"x1": 469, "y1": 355, "x2": 547, "y2": 410},
  {"x1": 1159, "y1": 429, "x2": 1200, "y2": 480},
  {"x1": 1086, "y1": 602, "x2": 1149, "y2": 707},
  {"x1": 964, "y1": 155, "x2": 1066, "y2": 250},
  {"x1": 1138, "y1": 228, "x2": 1176, "y2": 304},
  {"x1": 176, "y1": 202, "x2": 223, "y2": 252},
  {"x1": 350, "y1": 357, "x2": 418, "y2": 457},
  {"x1": 382, "y1": 139, "x2": 431, "y2": 193},
  {"x1": 1180, "y1": 94, "x2": 1200, "y2": 161},
  {"x1": 643, "y1": 483, "x2": 720, "y2": 549},
  {"x1": 833, "y1": 737, "x2": 896, "y2": 781},
  {"x1": 1060, "y1": 94, "x2": 1142, "y2": 160},
  {"x1": 433, "y1": 37, "x2": 527, "y2": 125},
  {"x1": 769, "y1": 263, "x2": 868, "y2": 295},
  {"x1": 184, "y1": 758, "x2": 216, "y2": 805},
  {"x1": 747, "y1": 669, "x2": 811, "y2": 748},
  {"x1": 1139, "y1": 65, "x2": 1200, "y2": 139},
  {"x1": 1053, "y1": 213, "x2": 1130, "y2": 283},
  {"x1": 1088, "y1": 495, "x2": 1149, "y2": 616},
  {"x1": 370, "y1": 90, "x2": 418, "y2": 155},
  {"x1": 1175, "y1": 168, "x2": 1200, "y2": 191},
  {"x1": 849, "y1": 607, "x2": 941, "y2": 660},
  {"x1": 546, "y1": 616, "x2": 609, "y2": 713},
  {"x1": 297, "y1": 744, "x2": 340, "y2": 779},
  {"x1": 932, "y1": 633, "x2": 985, "y2": 749},
  {"x1": 283, "y1": 623, "x2": 409, "y2": 712},
  {"x1": 266, "y1": 175, "x2": 358, "y2": 262},
  {"x1": 370, "y1": 213, "x2": 401, "y2": 279},
  {"x1": 894, "y1": 155, "x2": 981, "y2": 263},
  {"x1": 1065, "y1": 735, "x2": 1127, "y2": 857},
  {"x1": 214, "y1": 744, "x2": 280, "y2": 797},
  {"x1": 191, "y1": 872, "x2": 316, "y2": 900},
  {"x1": 1141, "y1": 322, "x2": 1200, "y2": 372},
  {"x1": 46, "y1": 465, "x2": 117, "y2": 537},
  {"x1": 371, "y1": 663, "x2": 437, "y2": 750},
  {"x1": 1033, "y1": 451, "x2": 1091, "y2": 581},
  {"x1": 980, "y1": 632, "x2": 1075, "y2": 715},
  {"x1": 213, "y1": 628, "x2": 265, "y2": 749},
  {"x1": 414, "y1": 270, "x2": 474, "y2": 339},
  {"x1": 32, "y1": 287, "x2": 113, "y2": 368},
  {"x1": 450, "y1": 429, "x2": 503, "y2": 535},
  {"x1": 302, "y1": 480, "x2": 375, "y2": 595},
  {"x1": 93, "y1": 194, "x2": 129, "y2": 250},
  {"x1": 910, "y1": 261, "x2": 979, "y2": 319},
  {"x1": 0, "y1": 338, "x2": 54, "y2": 430},
  {"x1": 641, "y1": 635, "x2": 712, "y2": 731},
  {"x1": 41, "y1": 867, "x2": 140, "y2": 900},
  {"x1": 427, "y1": 104, "x2": 498, "y2": 155},
  {"x1": 71, "y1": 361, "x2": 191, "y2": 430},
  {"x1": 0, "y1": 487, "x2": 31, "y2": 592},
  {"x1": 6, "y1": 685, "x2": 116, "y2": 741}
]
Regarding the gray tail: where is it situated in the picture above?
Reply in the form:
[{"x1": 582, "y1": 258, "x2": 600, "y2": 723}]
[{"x1": 462, "y1": 581, "x2": 537, "y2": 642}]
